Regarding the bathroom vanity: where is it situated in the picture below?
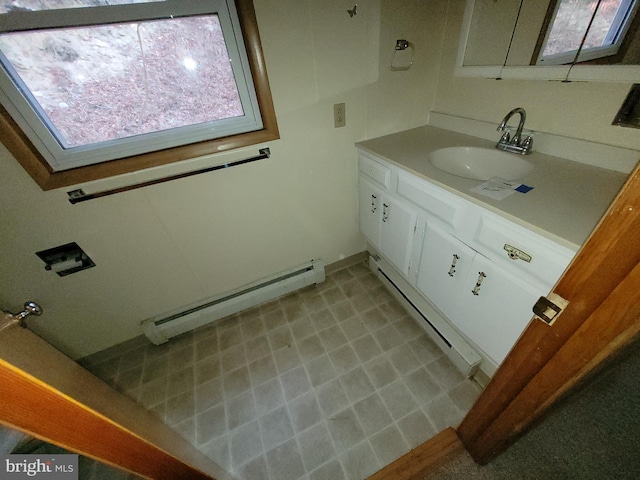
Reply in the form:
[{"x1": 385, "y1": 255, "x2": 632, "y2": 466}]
[{"x1": 356, "y1": 125, "x2": 628, "y2": 377}]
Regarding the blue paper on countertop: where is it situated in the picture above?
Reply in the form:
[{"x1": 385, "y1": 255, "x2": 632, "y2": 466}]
[
  {"x1": 515, "y1": 184, "x2": 533, "y2": 193},
  {"x1": 470, "y1": 177, "x2": 534, "y2": 200}
]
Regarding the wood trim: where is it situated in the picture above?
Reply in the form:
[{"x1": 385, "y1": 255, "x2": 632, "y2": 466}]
[
  {"x1": 367, "y1": 428, "x2": 463, "y2": 480},
  {"x1": 530, "y1": 0, "x2": 557, "y2": 65},
  {"x1": 458, "y1": 160, "x2": 640, "y2": 463},
  {"x1": 0, "y1": 0, "x2": 279, "y2": 191},
  {"x1": 0, "y1": 323, "x2": 224, "y2": 480},
  {"x1": 236, "y1": 0, "x2": 279, "y2": 139},
  {"x1": 464, "y1": 262, "x2": 640, "y2": 462},
  {"x1": 0, "y1": 359, "x2": 214, "y2": 480}
]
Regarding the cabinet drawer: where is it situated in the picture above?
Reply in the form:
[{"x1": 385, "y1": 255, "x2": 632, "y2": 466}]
[
  {"x1": 359, "y1": 152, "x2": 391, "y2": 188},
  {"x1": 471, "y1": 212, "x2": 575, "y2": 287},
  {"x1": 397, "y1": 172, "x2": 467, "y2": 231}
]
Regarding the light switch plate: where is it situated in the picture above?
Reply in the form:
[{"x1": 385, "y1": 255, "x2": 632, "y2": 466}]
[{"x1": 334, "y1": 103, "x2": 346, "y2": 128}]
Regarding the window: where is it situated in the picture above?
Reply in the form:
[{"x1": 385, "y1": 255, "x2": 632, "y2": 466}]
[
  {"x1": 536, "y1": 0, "x2": 639, "y2": 65},
  {"x1": 0, "y1": 0, "x2": 278, "y2": 190}
]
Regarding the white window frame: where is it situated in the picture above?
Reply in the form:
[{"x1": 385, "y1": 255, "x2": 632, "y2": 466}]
[
  {"x1": 0, "y1": 0, "x2": 264, "y2": 171},
  {"x1": 0, "y1": 0, "x2": 279, "y2": 190}
]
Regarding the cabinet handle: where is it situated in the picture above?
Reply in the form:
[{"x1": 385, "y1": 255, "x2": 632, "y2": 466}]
[
  {"x1": 448, "y1": 254, "x2": 460, "y2": 277},
  {"x1": 504, "y1": 244, "x2": 532, "y2": 263},
  {"x1": 382, "y1": 203, "x2": 389, "y2": 222},
  {"x1": 471, "y1": 272, "x2": 486, "y2": 296},
  {"x1": 371, "y1": 194, "x2": 377, "y2": 213}
]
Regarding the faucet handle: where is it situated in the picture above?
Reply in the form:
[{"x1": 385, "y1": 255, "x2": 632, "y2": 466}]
[
  {"x1": 522, "y1": 135, "x2": 533, "y2": 152},
  {"x1": 499, "y1": 131, "x2": 510, "y2": 144}
]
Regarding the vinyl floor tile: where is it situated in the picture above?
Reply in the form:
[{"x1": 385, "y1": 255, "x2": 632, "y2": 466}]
[{"x1": 85, "y1": 261, "x2": 482, "y2": 480}]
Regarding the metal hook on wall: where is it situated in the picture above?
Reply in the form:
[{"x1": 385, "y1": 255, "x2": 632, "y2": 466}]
[{"x1": 390, "y1": 39, "x2": 414, "y2": 71}]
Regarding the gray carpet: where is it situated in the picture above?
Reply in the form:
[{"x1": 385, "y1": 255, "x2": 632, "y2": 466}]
[{"x1": 429, "y1": 337, "x2": 640, "y2": 479}]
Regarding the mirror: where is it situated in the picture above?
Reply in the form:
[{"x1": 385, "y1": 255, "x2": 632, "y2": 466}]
[
  {"x1": 462, "y1": 0, "x2": 522, "y2": 66},
  {"x1": 457, "y1": 0, "x2": 640, "y2": 82}
]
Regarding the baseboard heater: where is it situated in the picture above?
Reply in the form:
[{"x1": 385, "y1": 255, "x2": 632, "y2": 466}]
[
  {"x1": 368, "y1": 255, "x2": 482, "y2": 377},
  {"x1": 142, "y1": 259, "x2": 325, "y2": 345}
]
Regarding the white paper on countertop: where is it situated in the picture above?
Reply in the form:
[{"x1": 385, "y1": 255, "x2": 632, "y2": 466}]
[{"x1": 470, "y1": 177, "x2": 522, "y2": 200}]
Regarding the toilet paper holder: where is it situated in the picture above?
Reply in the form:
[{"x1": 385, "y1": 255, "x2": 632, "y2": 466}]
[{"x1": 36, "y1": 242, "x2": 95, "y2": 276}]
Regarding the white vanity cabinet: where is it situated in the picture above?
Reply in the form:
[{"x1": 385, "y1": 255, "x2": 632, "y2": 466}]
[
  {"x1": 358, "y1": 176, "x2": 383, "y2": 248},
  {"x1": 416, "y1": 221, "x2": 553, "y2": 365},
  {"x1": 358, "y1": 159, "x2": 419, "y2": 277},
  {"x1": 450, "y1": 252, "x2": 545, "y2": 365},
  {"x1": 415, "y1": 224, "x2": 476, "y2": 321},
  {"x1": 378, "y1": 194, "x2": 418, "y2": 278},
  {"x1": 357, "y1": 149, "x2": 576, "y2": 373}
]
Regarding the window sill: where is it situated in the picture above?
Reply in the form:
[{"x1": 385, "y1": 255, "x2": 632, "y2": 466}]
[{"x1": 1, "y1": 105, "x2": 279, "y2": 190}]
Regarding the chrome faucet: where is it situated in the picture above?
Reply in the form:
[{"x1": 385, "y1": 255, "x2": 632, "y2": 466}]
[{"x1": 496, "y1": 107, "x2": 533, "y2": 155}]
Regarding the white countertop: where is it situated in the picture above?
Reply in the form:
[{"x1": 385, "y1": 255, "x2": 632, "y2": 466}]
[{"x1": 356, "y1": 126, "x2": 630, "y2": 250}]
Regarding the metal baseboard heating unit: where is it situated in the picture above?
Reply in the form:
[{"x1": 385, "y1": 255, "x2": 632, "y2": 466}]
[
  {"x1": 368, "y1": 255, "x2": 482, "y2": 377},
  {"x1": 142, "y1": 259, "x2": 325, "y2": 345}
]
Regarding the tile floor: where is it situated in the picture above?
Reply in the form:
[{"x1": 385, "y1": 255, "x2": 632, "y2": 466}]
[{"x1": 81, "y1": 262, "x2": 482, "y2": 480}]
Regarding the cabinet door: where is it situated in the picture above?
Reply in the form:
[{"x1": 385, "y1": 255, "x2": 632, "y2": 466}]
[
  {"x1": 453, "y1": 253, "x2": 544, "y2": 365},
  {"x1": 379, "y1": 194, "x2": 418, "y2": 277},
  {"x1": 358, "y1": 176, "x2": 381, "y2": 248},
  {"x1": 416, "y1": 224, "x2": 475, "y2": 320}
]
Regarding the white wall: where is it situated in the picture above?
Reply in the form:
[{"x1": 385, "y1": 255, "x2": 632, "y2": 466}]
[
  {"x1": 4, "y1": 0, "x2": 635, "y2": 359},
  {"x1": 0, "y1": 0, "x2": 444, "y2": 359}
]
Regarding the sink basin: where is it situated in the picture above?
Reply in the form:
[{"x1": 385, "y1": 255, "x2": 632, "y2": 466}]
[{"x1": 428, "y1": 146, "x2": 533, "y2": 181}]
